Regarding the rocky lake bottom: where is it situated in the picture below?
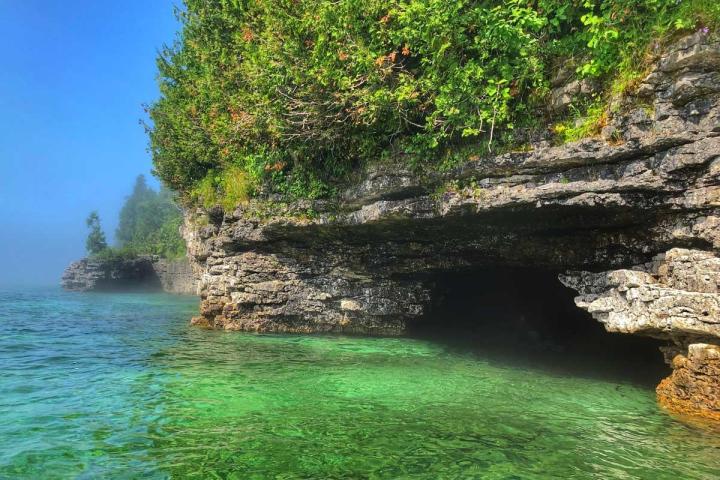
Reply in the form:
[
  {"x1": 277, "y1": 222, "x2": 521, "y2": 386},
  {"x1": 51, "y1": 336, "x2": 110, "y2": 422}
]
[{"x1": 1, "y1": 287, "x2": 719, "y2": 479}]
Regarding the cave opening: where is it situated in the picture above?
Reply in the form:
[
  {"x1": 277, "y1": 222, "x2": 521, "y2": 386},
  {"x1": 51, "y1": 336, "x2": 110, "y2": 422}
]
[{"x1": 408, "y1": 267, "x2": 670, "y2": 387}]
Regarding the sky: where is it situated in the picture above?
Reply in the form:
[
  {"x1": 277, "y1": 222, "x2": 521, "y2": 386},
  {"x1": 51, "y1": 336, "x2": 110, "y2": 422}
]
[{"x1": 0, "y1": 0, "x2": 180, "y2": 286}]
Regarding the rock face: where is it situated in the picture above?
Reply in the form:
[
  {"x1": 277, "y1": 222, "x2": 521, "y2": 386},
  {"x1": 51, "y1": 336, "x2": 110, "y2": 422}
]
[
  {"x1": 183, "y1": 34, "x2": 720, "y2": 419},
  {"x1": 559, "y1": 249, "x2": 720, "y2": 341},
  {"x1": 657, "y1": 343, "x2": 720, "y2": 421},
  {"x1": 61, "y1": 256, "x2": 198, "y2": 295},
  {"x1": 152, "y1": 258, "x2": 199, "y2": 295}
]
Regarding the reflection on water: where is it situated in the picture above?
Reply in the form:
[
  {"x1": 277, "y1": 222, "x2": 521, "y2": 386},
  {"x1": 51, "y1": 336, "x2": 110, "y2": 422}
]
[{"x1": 1, "y1": 288, "x2": 719, "y2": 479}]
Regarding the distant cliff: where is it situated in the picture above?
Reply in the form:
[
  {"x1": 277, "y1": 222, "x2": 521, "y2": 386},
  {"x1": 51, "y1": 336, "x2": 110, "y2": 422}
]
[{"x1": 61, "y1": 255, "x2": 198, "y2": 295}]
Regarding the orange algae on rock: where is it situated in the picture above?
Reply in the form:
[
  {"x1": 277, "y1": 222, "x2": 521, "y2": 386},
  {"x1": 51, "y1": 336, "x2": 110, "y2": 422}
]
[{"x1": 657, "y1": 344, "x2": 720, "y2": 422}]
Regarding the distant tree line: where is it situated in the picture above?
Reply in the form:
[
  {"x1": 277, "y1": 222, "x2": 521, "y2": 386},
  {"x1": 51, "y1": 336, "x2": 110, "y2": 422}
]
[{"x1": 84, "y1": 175, "x2": 186, "y2": 260}]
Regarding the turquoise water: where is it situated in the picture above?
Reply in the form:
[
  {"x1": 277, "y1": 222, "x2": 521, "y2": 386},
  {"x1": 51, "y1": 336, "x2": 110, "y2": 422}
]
[{"x1": 1, "y1": 288, "x2": 719, "y2": 479}]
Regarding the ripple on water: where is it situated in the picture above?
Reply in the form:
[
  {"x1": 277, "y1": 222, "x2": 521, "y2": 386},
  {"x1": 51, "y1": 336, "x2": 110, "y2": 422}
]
[{"x1": 0, "y1": 287, "x2": 719, "y2": 479}]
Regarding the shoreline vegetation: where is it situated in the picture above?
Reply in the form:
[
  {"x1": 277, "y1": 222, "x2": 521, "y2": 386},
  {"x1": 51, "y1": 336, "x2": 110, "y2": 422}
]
[
  {"x1": 84, "y1": 174, "x2": 186, "y2": 263},
  {"x1": 148, "y1": 0, "x2": 719, "y2": 208}
]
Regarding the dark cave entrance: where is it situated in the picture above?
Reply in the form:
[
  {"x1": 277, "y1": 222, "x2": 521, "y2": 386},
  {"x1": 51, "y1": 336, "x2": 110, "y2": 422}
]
[{"x1": 409, "y1": 268, "x2": 670, "y2": 387}]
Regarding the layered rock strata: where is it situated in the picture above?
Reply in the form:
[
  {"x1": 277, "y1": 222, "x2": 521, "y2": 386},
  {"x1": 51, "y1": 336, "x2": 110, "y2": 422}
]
[{"x1": 184, "y1": 33, "x2": 720, "y2": 419}]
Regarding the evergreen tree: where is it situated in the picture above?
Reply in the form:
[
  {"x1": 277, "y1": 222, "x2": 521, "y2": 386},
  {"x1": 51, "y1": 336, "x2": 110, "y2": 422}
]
[
  {"x1": 85, "y1": 211, "x2": 108, "y2": 255},
  {"x1": 116, "y1": 175, "x2": 156, "y2": 246},
  {"x1": 114, "y1": 175, "x2": 186, "y2": 258}
]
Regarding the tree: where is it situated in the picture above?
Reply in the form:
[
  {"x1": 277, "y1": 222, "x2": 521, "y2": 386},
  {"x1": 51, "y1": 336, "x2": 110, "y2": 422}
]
[
  {"x1": 114, "y1": 175, "x2": 186, "y2": 258},
  {"x1": 81, "y1": 176, "x2": 185, "y2": 259},
  {"x1": 85, "y1": 211, "x2": 108, "y2": 255},
  {"x1": 116, "y1": 175, "x2": 157, "y2": 246}
]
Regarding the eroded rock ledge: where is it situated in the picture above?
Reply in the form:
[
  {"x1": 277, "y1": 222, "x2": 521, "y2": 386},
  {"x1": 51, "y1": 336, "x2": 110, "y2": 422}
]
[
  {"x1": 560, "y1": 249, "x2": 720, "y2": 420},
  {"x1": 184, "y1": 33, "x2": 720, "y2": 420},
  {"x1": 560, "y1": 249, "x2": 720, "y2": 341}
]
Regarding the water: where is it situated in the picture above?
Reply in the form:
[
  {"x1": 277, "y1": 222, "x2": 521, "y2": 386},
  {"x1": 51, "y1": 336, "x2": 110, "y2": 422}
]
[{"x1": 1, "y1": 288, "x2": 719, "y2": 479}]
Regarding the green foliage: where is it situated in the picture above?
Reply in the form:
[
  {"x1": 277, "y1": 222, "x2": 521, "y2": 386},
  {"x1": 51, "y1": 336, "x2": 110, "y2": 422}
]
[
  {"x1": 577, "y1": 0, "x2": 720, "y2": 78},
  {"x1": 139, "y1": 215, "x2": 186, "y2": 259},
  {"x1": 116, "y1": 175, "x2": 156, "y2": 246},
  {"x1": 551, "y1": 0, "x2": 718, "y2": 143},
  {"x1": 149, "y1": 0, "x2": 719, "y2": 204},
  {"x1": 85, "y1": 211, "x2": 108, "y2": 255},
  {"x1": 190, "y1": 166, "x2": 253, "y2": 210},
  {"x1": 552, "y1": 102, "x2": 608, "y2": 143},
  {"x1": 115, "y1": 175, "x2": 186, "y2": 258}
]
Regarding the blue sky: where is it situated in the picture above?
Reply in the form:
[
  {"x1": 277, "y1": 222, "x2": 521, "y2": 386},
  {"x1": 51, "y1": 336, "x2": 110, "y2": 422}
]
[{"x1": 0, "y1": 1, "x2": 179, "y2": 286}]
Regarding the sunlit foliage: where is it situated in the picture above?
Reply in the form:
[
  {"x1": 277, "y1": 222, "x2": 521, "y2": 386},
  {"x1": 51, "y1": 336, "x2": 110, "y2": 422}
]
[{"x1": 148, "y1": 0, "x2": 719, "y2": 204}]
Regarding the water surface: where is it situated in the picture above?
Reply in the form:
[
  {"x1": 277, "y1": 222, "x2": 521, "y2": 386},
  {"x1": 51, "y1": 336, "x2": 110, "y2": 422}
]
[{"x1": 1, "y1": 287, "x2": 719, "y2": 479}]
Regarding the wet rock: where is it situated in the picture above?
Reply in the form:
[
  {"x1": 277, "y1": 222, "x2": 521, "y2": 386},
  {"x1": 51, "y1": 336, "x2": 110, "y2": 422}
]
[{"x1": 657, "y1": 343, "x2": 720, "y2": 421}]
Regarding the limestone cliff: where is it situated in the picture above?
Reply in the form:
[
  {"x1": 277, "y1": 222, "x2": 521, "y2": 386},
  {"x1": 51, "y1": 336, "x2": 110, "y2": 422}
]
[
  {"x1": 183, "y1": 33, "x2": 720, "y2": 420},
  {"x1": 61, "y1": 256, "x2": 198, "y2": 295},
  {"x1": 151, "y1": 258, "x2": 199, "y2": 295}
]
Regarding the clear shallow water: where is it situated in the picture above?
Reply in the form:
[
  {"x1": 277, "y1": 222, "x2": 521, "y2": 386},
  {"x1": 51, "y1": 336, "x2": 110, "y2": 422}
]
[{"x1": 1, "y1": 288, "x2": 719, "y2": 479}]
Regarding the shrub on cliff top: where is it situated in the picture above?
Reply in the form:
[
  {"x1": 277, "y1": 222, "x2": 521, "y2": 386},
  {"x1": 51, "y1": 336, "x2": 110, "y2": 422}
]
[{"x1": 148, "y1": 0, "x2": 719, "y2": 204}]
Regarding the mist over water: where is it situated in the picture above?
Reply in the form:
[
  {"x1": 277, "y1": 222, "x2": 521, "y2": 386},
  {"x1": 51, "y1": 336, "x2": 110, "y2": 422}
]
[
  {"x1": 1, "y1": 287, "x2": 719, "y2": 479},
  {"x1": 0, "y1": 1, "x2": 179, "y2": 287}
]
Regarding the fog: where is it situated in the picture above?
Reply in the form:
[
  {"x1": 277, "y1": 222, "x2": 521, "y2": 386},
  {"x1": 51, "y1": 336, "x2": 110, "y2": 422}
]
[{"x1": 0, "y1": 1, "x2": 177, "y2": 287}]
